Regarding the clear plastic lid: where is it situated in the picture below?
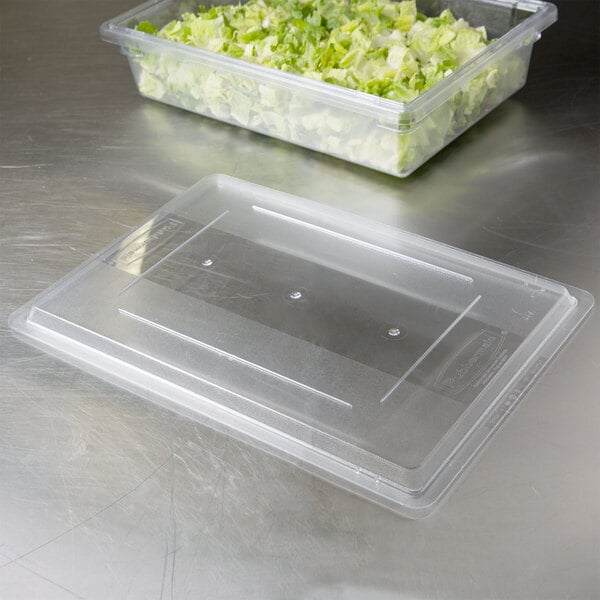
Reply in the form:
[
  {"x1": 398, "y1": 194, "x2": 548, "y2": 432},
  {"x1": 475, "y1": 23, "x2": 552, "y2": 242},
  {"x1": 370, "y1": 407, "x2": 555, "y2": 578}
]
[{"x1": 10, "y1": 175, "x2": 593, "y2": 517}]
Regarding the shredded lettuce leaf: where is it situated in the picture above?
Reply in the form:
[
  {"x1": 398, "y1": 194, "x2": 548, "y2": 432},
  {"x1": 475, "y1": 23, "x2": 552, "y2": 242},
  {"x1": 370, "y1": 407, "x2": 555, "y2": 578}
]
[
  {"x1": 136, "y1": 0, "x2": 490, "y2": 102},
  {"x1": 136, "y1": 20, "x2": 159, "y2": 35}
]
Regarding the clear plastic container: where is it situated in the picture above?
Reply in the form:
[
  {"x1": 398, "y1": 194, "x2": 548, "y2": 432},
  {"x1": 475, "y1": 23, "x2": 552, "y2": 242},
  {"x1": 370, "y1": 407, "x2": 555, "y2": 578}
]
[
  {"x1": 9, "y1": 175, "x2": 593, "y2": 517},
  {"x1": 100, "y1": 0, "x2": 556, "y2": 177}
]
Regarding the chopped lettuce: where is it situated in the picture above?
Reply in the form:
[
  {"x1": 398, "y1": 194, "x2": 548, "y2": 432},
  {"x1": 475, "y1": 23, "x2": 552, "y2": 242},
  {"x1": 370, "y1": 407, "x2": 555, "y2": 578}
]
[
  {"x1": 135, "y1": 20, "x2": 159, "y2": 35},
  {"x1": 136, "y1": 0, "x2": 490, "y2": 102},
  {"x1": 130, "y1": 0, "x2": 527, "y2": 175}
]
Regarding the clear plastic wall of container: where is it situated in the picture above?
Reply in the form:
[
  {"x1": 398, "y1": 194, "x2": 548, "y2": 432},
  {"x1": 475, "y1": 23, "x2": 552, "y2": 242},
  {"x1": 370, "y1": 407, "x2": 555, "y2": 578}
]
[{"x1": 101, "y1": 0, "x2": 557, "y2": 176}]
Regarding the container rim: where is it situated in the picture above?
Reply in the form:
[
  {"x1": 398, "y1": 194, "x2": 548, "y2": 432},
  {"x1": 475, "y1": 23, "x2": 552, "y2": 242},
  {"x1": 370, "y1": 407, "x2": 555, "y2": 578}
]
[{"x1": 100, "y1": 0, "x2": 557, "y2": 118}]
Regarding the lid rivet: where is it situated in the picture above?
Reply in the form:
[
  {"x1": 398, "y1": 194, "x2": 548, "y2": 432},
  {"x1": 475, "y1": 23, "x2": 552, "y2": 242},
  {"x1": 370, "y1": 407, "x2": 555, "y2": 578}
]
[
  {"x1": 387, "y1": 327, "x2": 402, "y2": 337},
  {"x1": 201, "y1": 258, "x2": 214, "y2": 267},
  {"x1": 289, "y1": 290, "x2": 303, "y2": 300}
]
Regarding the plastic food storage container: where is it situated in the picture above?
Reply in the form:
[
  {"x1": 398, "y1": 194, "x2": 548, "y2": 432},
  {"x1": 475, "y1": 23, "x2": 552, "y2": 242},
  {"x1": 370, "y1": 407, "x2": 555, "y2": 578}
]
[
  {"x1": 10, "y1": 176, "x2": 593, "y2": 517},
  {"x1": 100, "y1": 0, "x2": 556, "y2": 177}
]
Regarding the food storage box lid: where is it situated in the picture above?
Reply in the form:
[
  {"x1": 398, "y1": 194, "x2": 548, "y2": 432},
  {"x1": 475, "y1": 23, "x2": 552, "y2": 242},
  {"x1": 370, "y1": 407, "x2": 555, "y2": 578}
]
[{"x1": 9, "y1": 175, "x2": 593, "y2": 517}]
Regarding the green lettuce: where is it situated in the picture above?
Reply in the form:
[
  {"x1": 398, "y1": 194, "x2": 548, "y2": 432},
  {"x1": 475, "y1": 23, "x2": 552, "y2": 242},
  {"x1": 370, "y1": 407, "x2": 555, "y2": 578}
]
[{"x1": 137, "y1": 0, "x2": 490, "y2": 102}]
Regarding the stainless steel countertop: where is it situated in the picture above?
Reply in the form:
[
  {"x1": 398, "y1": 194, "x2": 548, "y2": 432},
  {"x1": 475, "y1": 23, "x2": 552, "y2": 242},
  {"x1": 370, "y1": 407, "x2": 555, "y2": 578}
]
[{"x1": 1, "y1": 1, "x2": 599, "y2": 598}]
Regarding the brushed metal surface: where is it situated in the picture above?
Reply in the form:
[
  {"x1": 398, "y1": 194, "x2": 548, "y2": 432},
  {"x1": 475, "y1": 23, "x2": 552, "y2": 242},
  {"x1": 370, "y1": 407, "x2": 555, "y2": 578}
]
[{"x1": 1, "y1": 0, "x2": 599, "y2": 598}]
